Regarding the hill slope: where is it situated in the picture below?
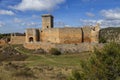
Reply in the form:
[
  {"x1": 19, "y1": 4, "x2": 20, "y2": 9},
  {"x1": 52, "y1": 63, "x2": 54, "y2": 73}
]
[{"x1": 100, "y1": 27, "x2": 120, "y2": 43}]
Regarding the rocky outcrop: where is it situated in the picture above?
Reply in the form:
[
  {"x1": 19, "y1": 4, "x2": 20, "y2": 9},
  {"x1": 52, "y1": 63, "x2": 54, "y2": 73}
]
[{"x1": 100, "y1": 27, "x2": 120, "y2": 43}]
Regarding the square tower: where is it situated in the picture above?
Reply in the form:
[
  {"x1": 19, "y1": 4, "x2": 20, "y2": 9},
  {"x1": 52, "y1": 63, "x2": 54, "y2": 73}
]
[{"x1": 42, "y1": 14, "x2": 54, "y2": 30}]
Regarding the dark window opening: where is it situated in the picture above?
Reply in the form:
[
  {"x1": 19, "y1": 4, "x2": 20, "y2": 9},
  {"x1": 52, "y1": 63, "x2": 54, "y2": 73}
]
[{"x1": 29, "y1": 37, "x2": 33, "y2": 42}]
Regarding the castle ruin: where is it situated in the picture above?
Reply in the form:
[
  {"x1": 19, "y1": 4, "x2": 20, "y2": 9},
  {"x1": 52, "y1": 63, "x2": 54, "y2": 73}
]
[{"x1": 10, "y1": 14, "x2": 100, "y2": 51}]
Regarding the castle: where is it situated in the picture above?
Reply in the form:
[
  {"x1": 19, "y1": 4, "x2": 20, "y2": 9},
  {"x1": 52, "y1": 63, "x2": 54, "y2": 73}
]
[{"x1": 10, "y1": 14, "x2": 100, "y2": 50}]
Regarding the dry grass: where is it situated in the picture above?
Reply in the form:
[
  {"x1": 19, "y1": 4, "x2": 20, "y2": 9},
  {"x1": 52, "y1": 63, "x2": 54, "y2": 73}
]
[{"x1": 0, "y1": 45, "x2": 91, "y2": 80}]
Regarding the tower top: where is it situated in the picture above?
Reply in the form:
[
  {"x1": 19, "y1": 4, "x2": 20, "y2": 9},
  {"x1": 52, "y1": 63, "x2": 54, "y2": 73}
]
[
  {"x1": 42, "y1": 14, "x2": 54, "y2": 18},
  {"x1": 42, "y1": 14, "x2": 54, "y2": 29}
]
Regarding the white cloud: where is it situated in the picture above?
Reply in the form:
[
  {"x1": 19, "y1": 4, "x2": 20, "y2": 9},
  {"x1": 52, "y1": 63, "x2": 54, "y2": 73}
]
[
  {"x1": 101, "y1": 8, "x2": 120, "y2": 20},
  {"x1": 13, "y1": 18, "x2": 22, "y2": 23},
  {"x1": 80, "y1": 19, "x2": 120, "y2": 28},
  {"x1": 80, "y1": 8, "x2": 120, "y2": 28},
  {"x1": 10, "y1": 0, "x2": 65, "y2": 11},
  {"x1": 0, "y1": 10, "x2": 15, "y2": 15},
  {"x1": 21, "y1": 22, "x2": 40, "y2": 27},
  {"x1": 0, "y1": 21, "x2": 5, "y2": 27},
  {"x1": 86, "y1": 12, "x2": 95, "y2": 17},
  {"x1": 80, "y1": 19, "x2": 103, "y2": 26},
  {"x1": 32, "y1": 15, "x2": 40, "y2": 19}
]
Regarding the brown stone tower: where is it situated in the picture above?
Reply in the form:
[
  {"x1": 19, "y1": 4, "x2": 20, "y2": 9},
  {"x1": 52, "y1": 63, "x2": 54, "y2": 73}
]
[{"x1": 42, "y1": 14, "x2": 54, "y2": 30}]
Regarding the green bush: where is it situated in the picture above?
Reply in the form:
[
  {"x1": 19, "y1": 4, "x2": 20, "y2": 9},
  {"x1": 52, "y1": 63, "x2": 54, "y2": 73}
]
[
  {"x1": 69, "y1": 42, "x2": 120, "y2": 80},
  {"x1": 68, "y1": 70, "x2": 82, "y2": 80},
  {"x1": 49, "y1": 48, "x2": 61, "y2": 55},
  {"x1": 99, "y1": 37, "x2": 107, "y2": 43},
  {"x1": 13, "y1": 69, "x2": 33, "y2": 78}
]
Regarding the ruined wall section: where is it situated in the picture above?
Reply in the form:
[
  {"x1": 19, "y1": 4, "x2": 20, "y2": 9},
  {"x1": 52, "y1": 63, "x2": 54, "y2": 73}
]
[
  {"x1": 0, "y1": 39, "x2": 7, "y2": 45},
  {"x1": 91, "y1": 25, "x2": 100, "y2": 43},
  {"x1": 82, "y1": 27, "x2": 91, "y2": 43},
  {"x1": 59, "y1": 28, "x2": 82, "y2": 44},
  {"x1": 40, "y1": 28, "x2": 60, "y2": 43},
  {"x1": 24, "y1": 43, "x2": 104, "y2": 53},
  {"x1": 10, "y1": 36, "x2": 25, "y2": 44}
]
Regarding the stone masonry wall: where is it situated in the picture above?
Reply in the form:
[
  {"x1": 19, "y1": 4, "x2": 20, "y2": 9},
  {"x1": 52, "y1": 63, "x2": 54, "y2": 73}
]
[
  {"x1": 59, "y1": 28, "x2": 83, "y2": 44},
  {"x1": 26, "y1": 29, "x2": 40, "y2": 43},
  {"x1": 24, "y1": 42, "x2": 55, "y2": 51},
  {"x1": 0, "y1": 39, "x2": 6, "y2": 46},
  {"x1": 41, "y1": 28, "x2": 60, "y2": 43},
  {"x1": 10, "y1": 36, "x2": 25, "y2": 44},
  {"x1": 24, "y1": 43, "x2": 104, "y2": 53},
  {"x1": 82, "y1": 27, "x2": 91, "y2": 42}
]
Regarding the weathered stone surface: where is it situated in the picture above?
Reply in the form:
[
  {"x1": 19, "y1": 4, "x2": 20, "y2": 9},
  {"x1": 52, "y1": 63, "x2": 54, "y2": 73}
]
[
  {"x1": 59, "y1": 28, "x2": 82, "y2": 44},
  {"x1": 10, "y1": 36, "x2": 25, "y2": 44},
  {"x1": 40, "y1": 28, "x2": 60, "y2": 43},
  {"x1": 0, "y1": 39, "x2": 6, "y2": 46},
  {"x1": 24, "y1": 43, "x2": 104, "y2": 53},
  {"x1": 42, "y1": 14, "x2": 54, "y2": 30}
]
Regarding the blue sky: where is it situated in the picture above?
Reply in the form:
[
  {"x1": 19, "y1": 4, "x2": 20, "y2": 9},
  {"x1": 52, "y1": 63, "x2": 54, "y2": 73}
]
[{"x1": 0, "y1": 0, "x2": 120, "y2": 33}]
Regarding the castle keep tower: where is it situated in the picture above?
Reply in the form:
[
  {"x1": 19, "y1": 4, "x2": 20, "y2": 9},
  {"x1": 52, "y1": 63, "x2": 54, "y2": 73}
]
[{"x1": 42, "y1": 14, "x2": 54, "y2": 29}]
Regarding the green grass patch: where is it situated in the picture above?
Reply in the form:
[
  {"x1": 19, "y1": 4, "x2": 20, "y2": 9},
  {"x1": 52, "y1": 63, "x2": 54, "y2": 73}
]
[{"x1": 25, "y1": 52, "x2": 91, "y2": 67}]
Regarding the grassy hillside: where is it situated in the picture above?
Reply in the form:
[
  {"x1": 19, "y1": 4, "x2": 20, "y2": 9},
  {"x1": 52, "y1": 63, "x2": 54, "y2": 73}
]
[{"x1": 0, "y1": 45, "x2": 91, "y2": 80}]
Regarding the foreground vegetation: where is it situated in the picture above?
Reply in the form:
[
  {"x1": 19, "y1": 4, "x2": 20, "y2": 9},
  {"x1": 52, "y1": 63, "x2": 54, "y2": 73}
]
[
  {"x1": 0, "y1": 33, "x2": 10, "y2": 39},
  {"x1": 0, "y1": 44, "x2": 91, "y2": 80},
  {"x1": 69, "y1": 42, "x2": 120, "y2": 80},
  {"x1": 0, "y1": 42, "x2": 120, "y2": 80}
]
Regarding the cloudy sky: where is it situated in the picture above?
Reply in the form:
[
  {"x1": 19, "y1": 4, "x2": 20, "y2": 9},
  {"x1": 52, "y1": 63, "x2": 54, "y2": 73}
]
[{"x1": 0, "y1": 0, "x2": 120, "y2": 33}]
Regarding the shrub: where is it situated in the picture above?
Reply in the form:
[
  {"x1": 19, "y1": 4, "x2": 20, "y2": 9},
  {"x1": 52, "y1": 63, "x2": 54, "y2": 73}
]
[
  {"x1": 68, "y1": 70, "x2": 82, "y2": 80},
  {"x1": 0, "y1": 45, "x2": 28, "y2": 61},
  {"x1": 33, "y1": 48, "x2": 46, "y2": 54},
  {"x1": 69, "y1": 42, "x2": 120, "y2": 80},
  {"x1": 49, "y1": 48, "x2": 61, "y2": 55},
  {"x1": 12, "y1": 66, "x2": 36, "y2": 78},
  {"x1": 99, "y1": 37, "x2": 107, "y2": 43},
  {"x1": 56, "y1": 72, "x2": 67, "y2": 80}
]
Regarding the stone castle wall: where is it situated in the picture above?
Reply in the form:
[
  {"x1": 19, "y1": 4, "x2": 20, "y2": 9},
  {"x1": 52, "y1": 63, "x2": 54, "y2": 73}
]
[
  {"x1": 40, "y1": 28, "x2": 60, "y2": 43},
  {"x1": 24, "y1": 42, "x2": 55, "y2": 51},
  {"x1": 59, "y1": 28, "x2": 83, "y2": 44},
  {"x1": 24, "y1": 42, "x2": 104, "y2": 53},
  {"x1": 10, "y1": 36, "x2": 25, "y2": 44},
  {"x1": 82, "y1": 27, "x2": 91, "y2": 42},
  {"x1": 25, "y1": 26, "x2": 100, "y2": 44},
  {"x1": 26, "y1": 29, "x2": 40, "y2": 43},
  {"x1": 40, "y1": 28, "x2": 84, "y2": 44},
  {"x1": 0, "y1": 39, "x2": 7, "y2": 46}
]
